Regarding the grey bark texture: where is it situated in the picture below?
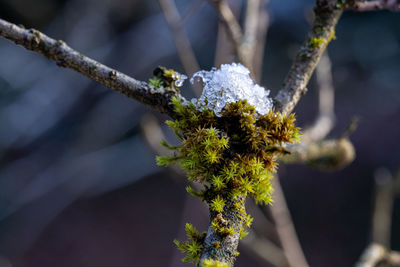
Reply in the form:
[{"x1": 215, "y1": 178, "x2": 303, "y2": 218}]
[{"x1": 0, "y1": 18, "x2": 185, "y2": 118}]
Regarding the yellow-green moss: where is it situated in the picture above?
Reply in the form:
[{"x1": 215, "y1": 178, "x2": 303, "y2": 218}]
[
  {"x1": 309, "y1": 37, "x2": 325, "y2": 50},
  {"x1": 173, "y1": 223, "x2": 206, "y2": 264},
  {"x1": 158, "y1": 97, "x2": 300, "y2": 263}
]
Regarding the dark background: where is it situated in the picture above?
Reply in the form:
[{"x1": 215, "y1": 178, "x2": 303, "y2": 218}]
[{"x1": 0, "y1": 0, "x2": 399, "y2": 266}]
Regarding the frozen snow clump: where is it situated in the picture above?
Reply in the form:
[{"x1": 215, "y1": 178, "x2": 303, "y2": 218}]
[{"x1": 190, "y1": 63, "x2": 273, "y2": 116}]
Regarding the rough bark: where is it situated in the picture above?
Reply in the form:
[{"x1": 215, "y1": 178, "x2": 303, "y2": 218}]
[
  {"x1": 199, "y1": 196, "x2": 245, "y2": 266},
  {"x1": 0, "y1": 18, "x2": 185, "y2": 118},
  {"x1": 274, "y1": 0, "x2": 343, "y2": 116}
]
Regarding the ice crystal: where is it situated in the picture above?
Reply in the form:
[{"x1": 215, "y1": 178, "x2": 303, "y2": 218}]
[
  {"x1": 190, "y1": 63, "x2": 273, "y2": 116},
  {"x1": 173, "y1": 72, "x2": 187, "y2": 87}
]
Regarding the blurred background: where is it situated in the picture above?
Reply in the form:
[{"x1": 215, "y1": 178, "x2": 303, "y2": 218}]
[{"x1": 0, "y1": 0, "x2": 399, "y2": 266}]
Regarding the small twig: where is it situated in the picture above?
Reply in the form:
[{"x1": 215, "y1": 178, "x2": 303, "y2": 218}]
[
  {"x1": 0, "y1": 18, "x2": 186, "y2": 118},
  {"x1": 269, "y1": 175, "x2": 310, "y2": 267},
  {"x1": 356, "y1": 243, "x2": 400, "y2": 267},
  {"x1": 281, "y1": 138, "x2": 355, "y2": 170},
  {"x1": 213, "y1": 0, "x2": 242, "y2": 67},
  {"x1": 252, "y1": 0, "x2": 270, "y2": 83},
  {"x1": 301, "y1": 52, "x2": 335, "y2": 143},
  {"x1": 372, "y1": 168, "x2": 393, "y2": 248},
  {"x1": 242, "y1": 0, "x2": 260, "y2": 74},
  {"x1": 341, "y1": 116, "x2": 360, "y2": 139},
  {"x1": 355, "y1": 167, "x2": 398, "y2": 267},
  {"x1": 346, "y1": 0, "x2": 400, "y2": 12},
  {"x1": 158, "y1": 0, "x2": 202, "y2": 96},
  {"x1": 274, "y1": 0, "x2": 343, "y2": 116},
  {"x1": 208, "y1": 0, "x2": 247, "y2": 65}
]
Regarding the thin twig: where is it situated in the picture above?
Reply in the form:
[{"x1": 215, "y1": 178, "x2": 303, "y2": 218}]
[
  {"x1": 269, "y1": 175, "x2": 310, "y2": 267},
  {"x1": 355, "y1": 167, "x2": 399, "y2": 267},
  {"x1": 346, "y1": 0, "x2": 400, "y2": 12},
  {"x1": 252, "y1": 0, "x2": 270, "y2": 83},
  {"x1": 356, "y1": 244, "x2": 400, "y2": 267},
  {"x1": 281, "y1": 138, "x2": 355, "y2": 170},
  {"x1": 158, "y1": 0, "x2": 202, "y2": 96},
  {"x1": 208, "y1": 0, "x2": 246, "y2": 65},
  {"x1": 372, "y1": 168, "x2": 393, "y2": 248},
  {"x1": 274, "y1": 0, "x2": 343, "y2": 116},
  {"x1": 242, "y1": 0, "x2": 260, "y2": 74},
  {"x1": 213, "y1": 0, "x2": 242, "y2": 67},
  {"x1": 0, "y1": 18, "x2": 185, "y2": 118}
]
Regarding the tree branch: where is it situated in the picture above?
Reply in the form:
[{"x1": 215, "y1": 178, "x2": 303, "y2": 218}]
[
  {"x1": 356, "y1": 168, "x2": 399, "y2": 267},
  {"x1": 274, "y1": 0, "x2": 343, "y2": 116},
  {"x1": 281, "y1": 138, "x2": 355, "y2": 170},
  {"x1": 346, "y1": 0, "x2": 400, "y2": 12},
  {"x1": 356, "y1": 244, "x2": 400, "y2": 267},
  {"x1": 158, "y1": 0, "x2": 202, "y2": 96},
  {"x1": 269, "y1": 175, "x2": 310, "y2": 267},
  {"x1": 0, "y1": 18, "x2": 185, "y2": 118},
  {"x1": 251, "y1": 0, "x2": 270, "y2": 83},
  {"x1": 208, "y1": 0, "x2": 249, "y2": 67},
  {"x1": 372, "y1": 168, "x2": 394, "y2": 248},
  {"x1": 199, "y1": 196, "x2": 245, "y2": 266},
  {"x1": 241, "y1": 0, "x2": 261, "y2": 74}
]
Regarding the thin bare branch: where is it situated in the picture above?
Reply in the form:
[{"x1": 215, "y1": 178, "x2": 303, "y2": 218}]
[
  {"x1": 372, "y1": 168, "x2": 394, "y2": 247},
  {"x1": 158, "y1": 0, "x2": 202, "y2": 96},
  {"x1": 346, "y1": 0, "x2": 400, "y2": 12},
  {"x1": 252, "y1": 0, "x2": 270, "y2": 82},
  {"x1": 214, "y1": 0, "x2": 242, "y2": 67},
  {"x1": 301, "y1": 52, "x2": 335, "y2": 143},
  {"x1": 356, "y1": 244, "x2": 400, "y2": 267},
  {"x1": 356, "y1": 168, "x2": 398, "y2": 267},
  {"x1": 0, "y1": 18, "x2": 185, "y2": 118},
  {"x1": 242, "y1": 0, "x2": 260, "y2": 74},
  {"x1": 281, "y1": 138, "x2": 355, "y2": 170},
  {"x1": 269, "y1": 175, "x2": 310, "y2": 267},
  {"x1": 208, "y1": 0, "x2": 247, "y2": 65},
  {"x1": 274, "y1": 0, "x2": 343, "y2": 116}
]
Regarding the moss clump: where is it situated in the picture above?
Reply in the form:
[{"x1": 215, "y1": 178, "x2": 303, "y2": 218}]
[{"x1": 158, "y1": 97, "x2": 300, "y2": 262}]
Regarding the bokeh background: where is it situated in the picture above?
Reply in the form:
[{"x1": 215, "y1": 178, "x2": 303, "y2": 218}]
[{"x1": 0, "y1": 0, "x2": 399, "y2": 266}]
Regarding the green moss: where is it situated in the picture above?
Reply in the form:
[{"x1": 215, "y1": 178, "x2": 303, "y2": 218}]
[
  {"x1": 160, "y1": 97, "x2": 300, "y2": 262},
  {"x1": 174, "y1": 223, "x2": 206, "y2": 264},
  {"x1": 309, "y1": 37, "x2": 325, "y2": 50}
]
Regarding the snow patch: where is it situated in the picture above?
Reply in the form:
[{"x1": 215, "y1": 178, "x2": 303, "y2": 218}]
[{"x1": 190, "y1": 63, "x2": 272, "y2": 116}]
